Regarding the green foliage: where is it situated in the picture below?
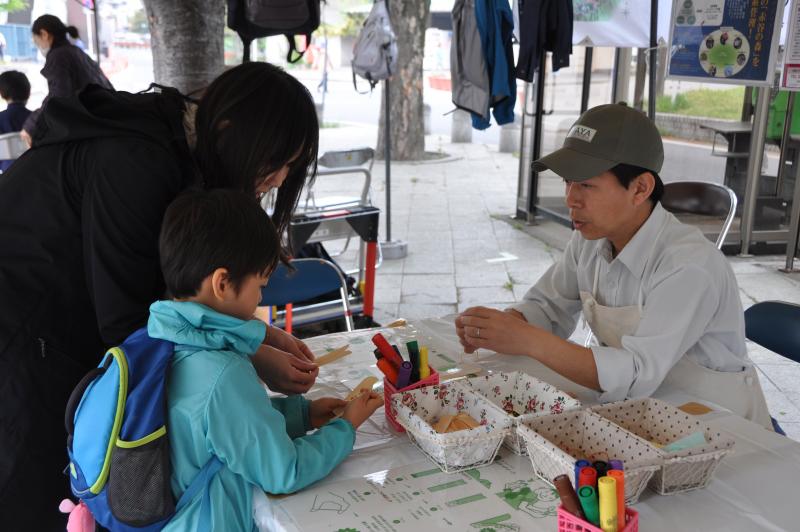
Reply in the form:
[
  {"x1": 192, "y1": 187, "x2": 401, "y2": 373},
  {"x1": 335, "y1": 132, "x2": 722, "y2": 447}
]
[
  {"x1": 654, "y1": 87, "x2": 746, "y2": 120},
  {"x1": 129, "y1": 8, "x2": 149, "y2": 34},
  {"x1": 0, "y1": 0, "x2": 28, "y2": 14}
]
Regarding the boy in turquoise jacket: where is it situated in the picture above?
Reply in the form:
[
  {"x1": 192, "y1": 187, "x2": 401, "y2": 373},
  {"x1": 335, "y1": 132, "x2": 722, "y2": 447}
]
[{"x1": 148, "y1": 189, "x2": 382, "y2": 530}]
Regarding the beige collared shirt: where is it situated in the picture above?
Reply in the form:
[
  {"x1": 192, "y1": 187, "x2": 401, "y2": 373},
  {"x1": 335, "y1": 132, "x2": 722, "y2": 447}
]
[{"x1": 511, "y1": 203, "x2": 750, "y2": 402}]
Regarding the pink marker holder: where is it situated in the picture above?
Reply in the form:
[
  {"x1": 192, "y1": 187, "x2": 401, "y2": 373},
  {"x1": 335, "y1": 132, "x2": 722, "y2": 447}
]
[
  {"x1": 384, "y1": 367, "x2": 439, "y2": 432},
  {"x1": 557, "y1": 505, "x2": 639, "y2": 532}
]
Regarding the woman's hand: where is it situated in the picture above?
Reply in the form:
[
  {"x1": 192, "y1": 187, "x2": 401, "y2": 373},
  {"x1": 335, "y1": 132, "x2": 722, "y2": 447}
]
[
  {"x1": 251, "y1": 345, "x2": 319, "y2": 395},
  {"x1": 456, "y1": 306, "x2": 536, "y2": 357},
  {"x1": 309, "y1": 397, "x2": 348, "y2": 429},
  {"x1": 265, "y1": 325, "x2": 315, "y2": 362}
]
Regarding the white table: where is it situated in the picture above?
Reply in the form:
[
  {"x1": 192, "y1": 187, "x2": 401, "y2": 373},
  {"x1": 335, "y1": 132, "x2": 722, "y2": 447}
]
[{"x1": 256, "y1": 318, "x2": 798, "y2": 531}]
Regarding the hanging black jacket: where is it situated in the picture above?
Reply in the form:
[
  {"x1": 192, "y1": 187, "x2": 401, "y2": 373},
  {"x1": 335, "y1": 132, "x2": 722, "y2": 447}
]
[
  {"x1": 0, "y1": 85, "x2": 195, "y2": 529},
  {"x1": 515, "y1": 0, "x2": 573, "y2": 82}
]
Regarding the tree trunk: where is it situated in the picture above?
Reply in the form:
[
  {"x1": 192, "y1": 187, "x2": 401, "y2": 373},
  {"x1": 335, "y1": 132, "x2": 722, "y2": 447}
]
[
  {"x1": 376, "y1": 0, "x2": 430, "y2": 161},
  {"x1": 142, "y1": 0, "x2": 225, "y2": 95}
]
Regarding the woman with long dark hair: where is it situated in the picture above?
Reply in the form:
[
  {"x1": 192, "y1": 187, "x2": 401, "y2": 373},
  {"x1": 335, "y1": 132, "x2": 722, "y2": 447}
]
[
  {"x1": 0, "y1": 62, "x2": 320, "y2": 530},
  {"x1": 22, "y1": 14, "x2": 112, "y2": 144}
]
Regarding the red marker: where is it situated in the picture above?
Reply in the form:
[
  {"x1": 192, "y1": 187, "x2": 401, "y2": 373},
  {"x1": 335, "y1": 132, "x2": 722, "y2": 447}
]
[{"x1": 372, "y1": 333, "x2": 403, "y2": 369}]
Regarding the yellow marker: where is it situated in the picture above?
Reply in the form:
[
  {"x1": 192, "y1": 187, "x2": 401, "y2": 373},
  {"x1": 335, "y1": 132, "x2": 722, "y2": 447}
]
[
  {"x1": 598, "y1": 476, "x2": 618, "y2": 532},
  {"x1": 419, "y1": 347, "x2": 430, "y2": 379}
]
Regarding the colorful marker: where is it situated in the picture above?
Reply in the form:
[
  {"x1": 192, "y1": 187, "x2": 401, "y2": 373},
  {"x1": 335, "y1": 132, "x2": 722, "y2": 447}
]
[
  {"x1": 578, "y1": 485, "x2": 600, "y2": 526},
  {"x1": 598, "y1": 476, "x2": 618, "y2": 532},
  {"x1": 607, "y1": 470, "x2": 625, "y2": 531},
  {"x1": 554, "y1": 474, "x2": 584, "y2": 519},
  {"x1": 608, "y1": 460, "x2": 624, "y2": 471},
  {"x1": 578, "y1": 465, "x2": 597, "y2": 489},
  {"x1": 376, "y1": 358, "x2": 399, "y2": 383},
  {"x1": 419, "y1": 347, "x2": 430, "y2": 379},
  {"x1": 396, "y1": 361, "x2": 413, "y2": 389},
  {"x1": 593, "y1": 460, "x2": 609, "y2": 478},
  {"x1": 406, "y1": 340, "x2": 420, "y2": 383},
  {"x1": 574, "y1": 459, "x2": 591, "y2": 488},
  {"x1": 372, "y1": 333, "x2": 404, "y2": 369}
]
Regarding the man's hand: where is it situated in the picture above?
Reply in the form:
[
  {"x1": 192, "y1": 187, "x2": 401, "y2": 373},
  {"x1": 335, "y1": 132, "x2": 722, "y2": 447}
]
[
  {"x1": 251, "y1": 344, "x2": 319, "y2": 395},
  {"x1": 456, "y1": 306, "x2": 537, "y2": 356},
  {"x1": 264, "y1": 325, "x2": 315, "y2": 362},
  {"x1": 309, "y1": 397, "x2": 348, "y2": 429}
]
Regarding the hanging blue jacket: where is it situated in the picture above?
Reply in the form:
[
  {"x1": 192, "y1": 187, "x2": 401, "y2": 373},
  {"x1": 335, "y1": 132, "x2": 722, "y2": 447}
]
[
  {"x1": 148, "y1": 300, "x2": 355, "y2": 531},
  {"x1": 473, "y1": 0, "x2": 517, "y2": 129}
]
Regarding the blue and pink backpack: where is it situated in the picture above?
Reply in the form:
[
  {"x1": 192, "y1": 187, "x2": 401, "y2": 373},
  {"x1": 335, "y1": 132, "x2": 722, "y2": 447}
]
[{"x1": 65, "y1": 327, "x2": 220, "y2": 531}]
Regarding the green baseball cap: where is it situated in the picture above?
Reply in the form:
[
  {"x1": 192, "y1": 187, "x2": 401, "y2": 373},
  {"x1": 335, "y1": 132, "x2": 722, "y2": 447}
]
[{"x1": 533, "y1": 103, "x2": 664, "y2": 181}]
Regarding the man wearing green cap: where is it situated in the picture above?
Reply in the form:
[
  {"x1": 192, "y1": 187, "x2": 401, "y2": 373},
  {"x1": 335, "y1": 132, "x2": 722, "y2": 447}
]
[{"x1": 456, "y1": 103, "x2": 773, "y2": 429}]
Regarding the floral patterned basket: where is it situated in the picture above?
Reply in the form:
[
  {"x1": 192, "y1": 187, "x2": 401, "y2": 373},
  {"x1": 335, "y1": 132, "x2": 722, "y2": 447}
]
[
  {"x1": 391, "y1": 384, "x2": 512, "y2": 473},
  {"x1": 590, "y1": 398, "x2": 735, "y2": 495},
  {"x1": 458, "y1": 371, "x2": 582, "y2": 455},
  {"x1": 517, "y1": 410, "x2": 661, "y2": 504}
]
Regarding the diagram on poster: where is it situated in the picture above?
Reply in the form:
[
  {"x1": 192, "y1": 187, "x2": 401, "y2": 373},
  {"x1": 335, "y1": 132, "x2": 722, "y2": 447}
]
[
  {"x1": 572, "y1": 0, "x2": 656, "y2": 47},
  {"x1": 668, "y1": 0, "x2": 781, "y2": 85}
]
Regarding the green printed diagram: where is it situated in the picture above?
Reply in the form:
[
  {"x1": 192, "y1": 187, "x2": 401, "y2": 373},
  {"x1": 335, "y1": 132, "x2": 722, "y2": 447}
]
[
  {"x1": 674, "y1": 0, "x2": 723, "y2": 27},
  {"x1": 463, "y1": 468, "x2": 492, "y2": 489},
  {"x1": 698, "y1": 28, "x2": 750, "y2": 78},
  {"x1": 310, "y1": 492, "x2": 350, "y2": 514},
  {"x1": 469, "y1": 513, "x2": 520, "y2": 531},
  {"x1": 496, "y1": 481, "x2": 558, "y2": 519},
  {"x1": 573, "y1": 0, "x2": 621, "y2": 22}
]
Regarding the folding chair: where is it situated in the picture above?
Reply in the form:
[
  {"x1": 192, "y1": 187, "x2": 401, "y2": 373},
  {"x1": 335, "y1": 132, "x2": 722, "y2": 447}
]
[
  {"x1": 661, "y1": 181, "x2": 737, "y2": 249},
  {"x1": 744, "y1": 300, "x2": 800, "y2": 435},
  {"x1": 260, "y1": 258, "x2": 354, "y2": 332},
  {"x1": 0, "y1": 131, "x2": 27, "y2": 170}
]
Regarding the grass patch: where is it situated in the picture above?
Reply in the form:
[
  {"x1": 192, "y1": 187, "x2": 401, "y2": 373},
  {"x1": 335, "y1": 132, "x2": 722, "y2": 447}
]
[
  {"x1": 321, "y1": 122, "x2": 342, "y2": 129},
  {"x1": 652, "y1": 87, "x2": 745, "y2": 120}
]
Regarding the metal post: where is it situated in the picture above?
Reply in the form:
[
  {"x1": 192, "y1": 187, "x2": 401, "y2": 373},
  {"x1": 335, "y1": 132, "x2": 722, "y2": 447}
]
[
  {"x1": 92, "y1": 0, "x2": 102, "y2": 62},
  {"x1": 384, "y1": 78, "x2": 391, "y2": 241},
  {"x1": 776, "y1": 92, "x2": 795, "y2": 206},
  {"x1": 528, "y1": 50, "x2": 547, "y2": 215},
  {"x1": 647, "y1": 0, "x2": 658, "y2": 119},
  {"x1": 611, "y1": 48, "x2": 620, "y2": 104},
  {"x1": 581, "y1": 47, "x2": 593, "y2": 114},
  {"x1": 740, "y1": 87, "x2": 771, "y2": 255},
  {"x1": 741, "y1": 87, "x2": 754, "y2": 121},
  {"x1": 782, "y1": 93, "x2": 800, "y2": 271}
]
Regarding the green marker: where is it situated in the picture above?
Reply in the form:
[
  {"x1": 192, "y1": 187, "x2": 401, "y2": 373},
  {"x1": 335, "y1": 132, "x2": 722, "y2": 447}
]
[{"x1": 578, "y1": 485, "x2": 600, "y2": 526}]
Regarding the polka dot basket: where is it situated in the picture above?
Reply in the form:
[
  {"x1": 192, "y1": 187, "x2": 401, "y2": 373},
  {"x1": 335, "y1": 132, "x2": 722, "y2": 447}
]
[
  {"x1": 590, "y1": 398, "x2": 735, "y2": 495},
  {"x1": 517, "y1": 409, "x2": 661, "y2": 504}
]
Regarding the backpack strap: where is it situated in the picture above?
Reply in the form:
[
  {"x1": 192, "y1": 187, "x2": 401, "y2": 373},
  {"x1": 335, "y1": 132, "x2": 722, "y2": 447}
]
[
  {"x1": 285, "y1": 34, "x2": 310, "y2": 64},
  {"x1": 352, "y1": 69, "x2": 378, "y2": 95},
  {"x1": 175, "y1": 456, "x2": 223, "y2": 530}
]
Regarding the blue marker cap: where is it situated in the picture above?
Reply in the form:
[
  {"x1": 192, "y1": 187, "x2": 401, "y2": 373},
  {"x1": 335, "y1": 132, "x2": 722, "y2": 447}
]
[{"x1": 609, "y1": 459, "x2": 624, "y2": 471}]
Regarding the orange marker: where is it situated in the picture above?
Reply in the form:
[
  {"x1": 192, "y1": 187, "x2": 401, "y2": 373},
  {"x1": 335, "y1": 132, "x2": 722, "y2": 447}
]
[
  {"x1": 607, "y1": 470, "x2": 625, "y2": 531},
  {"x1": 376, "y1": 358, "x2": 399, "y2": 383}
]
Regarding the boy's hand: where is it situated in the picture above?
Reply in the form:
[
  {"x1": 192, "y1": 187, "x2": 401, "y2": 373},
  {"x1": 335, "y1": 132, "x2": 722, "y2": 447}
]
[
  {"x1": 252, "y1": 345, "x2": 319, "y2": 395},
  {"x1": 341, "y1": 391, "x2": 383, "y2": 429},
  {"x1": 309, "y1": 397, "x2": 348, "y2": 429}
]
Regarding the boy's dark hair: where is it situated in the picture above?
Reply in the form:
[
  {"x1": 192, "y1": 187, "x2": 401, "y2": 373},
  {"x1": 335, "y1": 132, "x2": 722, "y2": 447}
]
[
  {"x1": 31, "y1": 14, "x2": 69, "y2": 49},
  {"x1": 159, "y1": 189, "x2": 281, "y2": 298},
  {"x1": 609, "y1": 163, "x2": 664, "y2": 205},
  {"x1": 0, "y1": 71, "x2": 31, "y2": 102}
]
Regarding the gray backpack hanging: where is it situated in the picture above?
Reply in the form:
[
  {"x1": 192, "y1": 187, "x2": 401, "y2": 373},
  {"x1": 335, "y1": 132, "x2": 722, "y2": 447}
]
[{"x1": 351, "y1": 0, "x2": 397, "y2": 91}]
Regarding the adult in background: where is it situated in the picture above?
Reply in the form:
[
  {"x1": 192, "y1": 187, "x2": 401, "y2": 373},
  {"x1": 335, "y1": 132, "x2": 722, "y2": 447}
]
[
  {"x1": 0, "y1": 62, "x2": 321, "y2": 530},
  {"x1": 21, "y1": 14, "x2": 112, "y2": 145},
  {"x1": 0, "y1": 70, "x2": 32, "y2": 171}
]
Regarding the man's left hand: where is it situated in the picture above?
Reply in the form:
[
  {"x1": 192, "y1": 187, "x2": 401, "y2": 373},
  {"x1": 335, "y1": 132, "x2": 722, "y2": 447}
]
[{"x1": 457, "y1": 306, "x2": 537, "y2": 357}]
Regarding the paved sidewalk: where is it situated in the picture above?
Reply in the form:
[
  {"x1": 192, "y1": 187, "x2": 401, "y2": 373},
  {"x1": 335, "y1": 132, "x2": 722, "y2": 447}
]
[{"x1": 314, "y1": 124, "x2": 800, "y2": 441}]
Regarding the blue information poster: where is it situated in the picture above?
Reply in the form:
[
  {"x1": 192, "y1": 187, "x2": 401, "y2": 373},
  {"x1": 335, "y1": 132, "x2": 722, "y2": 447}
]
[{"x1": 667, "y1": 0, "x2": 783, "y2": 85}]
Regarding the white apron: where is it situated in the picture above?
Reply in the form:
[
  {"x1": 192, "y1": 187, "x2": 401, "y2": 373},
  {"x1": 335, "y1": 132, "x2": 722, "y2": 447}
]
[{"x1": 579, "y1": 225, "x2": 774, "y2": 430}]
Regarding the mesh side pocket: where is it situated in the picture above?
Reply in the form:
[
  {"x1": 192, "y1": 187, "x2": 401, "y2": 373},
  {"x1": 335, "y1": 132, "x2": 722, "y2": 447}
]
[{"x1": 108, "y1": 432, "x2": 175, "y2": 526}]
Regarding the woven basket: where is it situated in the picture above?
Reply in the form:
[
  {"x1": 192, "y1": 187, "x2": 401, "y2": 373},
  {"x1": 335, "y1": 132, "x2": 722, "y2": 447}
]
[
  {"x1": 458, "y1": 371, "x2": 581, "y2": 455},
  {"x1": 590, "y1": 398, "x2": 735, "y2": 495},
  {"x1": 391, "y1": 383, "x2": 512, "y2": 473},
  {"x1": 517, "y1": 410, "x2": 661, "y2": 504}
]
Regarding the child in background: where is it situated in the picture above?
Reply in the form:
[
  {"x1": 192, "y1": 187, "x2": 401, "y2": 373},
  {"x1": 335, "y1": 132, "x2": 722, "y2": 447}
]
[
  {"x1": 0, "y1": 70, "x2": 31, "y2": 171},
  {"x1": 149, "y1": 189, "x2": 383, "y2": 531}
]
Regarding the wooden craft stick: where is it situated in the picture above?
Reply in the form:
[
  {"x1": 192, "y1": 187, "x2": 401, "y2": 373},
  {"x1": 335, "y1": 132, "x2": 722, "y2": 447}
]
[
  {"x1": 678, "y1": 401, "x2": 714, "y2": 416},
  {"x1": 334, "y1": 376, "x2": 380, "y2": 417},
  {"x1": 315, "y1": 345, "x2": 351, "y2": 366}
]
